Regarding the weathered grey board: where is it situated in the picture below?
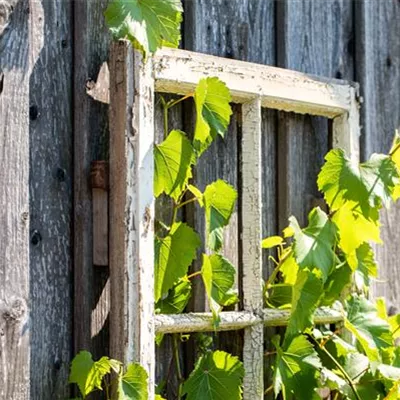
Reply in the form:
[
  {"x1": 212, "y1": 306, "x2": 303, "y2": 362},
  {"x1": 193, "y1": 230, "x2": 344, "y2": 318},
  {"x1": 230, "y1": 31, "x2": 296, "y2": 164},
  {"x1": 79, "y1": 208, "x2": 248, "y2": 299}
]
[
  {"x1": 355, "y1": 0, "x2": 400, "y2": 311},
  {"x1": 73, "y1": 0, "x2": 111, "y2": 361},
  {"x1": 0, "y1": 0, "x2": 42, "y2": 398},
  {"x1": 29, "y1": 0, "x2": 73, "y2": 398},
  {"x1": 276, "y1": 0, "x2": 354, "y2": 228}
]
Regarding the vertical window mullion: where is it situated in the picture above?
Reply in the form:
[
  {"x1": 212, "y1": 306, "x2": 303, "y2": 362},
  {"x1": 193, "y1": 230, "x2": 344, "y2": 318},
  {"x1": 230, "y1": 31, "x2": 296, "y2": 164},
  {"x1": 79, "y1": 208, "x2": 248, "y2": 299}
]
[{"x1": 241, "y1": 97, "x2": 264, "y2": 399}]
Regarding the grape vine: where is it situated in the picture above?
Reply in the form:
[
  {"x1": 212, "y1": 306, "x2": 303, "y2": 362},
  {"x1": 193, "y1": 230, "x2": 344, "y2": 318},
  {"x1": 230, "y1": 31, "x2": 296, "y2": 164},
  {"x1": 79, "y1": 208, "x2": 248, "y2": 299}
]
[{"x1": 67, "y1": 1, "x2": 400, "y2": 399}]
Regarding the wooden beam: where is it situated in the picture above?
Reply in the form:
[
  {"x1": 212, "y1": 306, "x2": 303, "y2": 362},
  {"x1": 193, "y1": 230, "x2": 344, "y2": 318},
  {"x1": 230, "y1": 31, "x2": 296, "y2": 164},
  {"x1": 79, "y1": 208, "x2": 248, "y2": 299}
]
[
  {"x1": 154, "y1": 48, "x2": 355, "y2": 118},
  {"x1": 241, "y1": 98, "x2": 264, "y2": 399},
  {"x1": 109, "y1": 41, "x2": 155, "y2": 398},
  {"x1": 154, "y1": 308, "x2": 343, "y2": 334}
]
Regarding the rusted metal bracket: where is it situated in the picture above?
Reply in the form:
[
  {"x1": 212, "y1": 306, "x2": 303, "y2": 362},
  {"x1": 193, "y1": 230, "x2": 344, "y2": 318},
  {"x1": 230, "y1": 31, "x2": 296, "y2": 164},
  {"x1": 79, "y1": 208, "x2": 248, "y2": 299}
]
[{"x1": 90, "y1": 161, "x2": 108, "y2": 266}]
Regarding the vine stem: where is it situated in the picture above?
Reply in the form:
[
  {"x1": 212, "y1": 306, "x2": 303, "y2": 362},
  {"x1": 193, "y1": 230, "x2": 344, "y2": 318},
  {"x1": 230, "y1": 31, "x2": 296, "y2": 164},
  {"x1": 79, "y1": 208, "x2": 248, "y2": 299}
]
[
  {"x1": 187, "y1": 271, "x2": 202, "y2": 280},
  {"x1": 309, "y1": 336, "x2": 362, "y2": 400},
  {"x1": 264, "y1": 249, "x2": 292, "y2": 289},
  {"x1": 167, "y1": 94, "x2": 193, "y2": 109},
  {"x1": 172, "y1": 334, "x2": 184, "y2": 400},
  {"x1": 176, "y1": 197, "x2": 198, "y2": 209}
]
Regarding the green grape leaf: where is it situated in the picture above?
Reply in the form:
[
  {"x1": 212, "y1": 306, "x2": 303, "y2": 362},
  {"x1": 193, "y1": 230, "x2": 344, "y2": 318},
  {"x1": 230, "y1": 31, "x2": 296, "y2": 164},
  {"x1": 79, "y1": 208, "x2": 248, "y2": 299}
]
[
  {"x1": 280, "y1": 251, "x2": 299, "y2": 285},
  {"x1": 345, "y1": 295, "x2": 393, "y2": 362},
  {"x1": 265, "y1": 284, "x2": 292, "y2": 309},
  {"x1": 273, "y1": 335, "x2": 322, "y2": 400},
  {"x1": 262, "y1": 235, "x2": 283, "y2": 249},
  {"x1": 390, "y1": 130, "x2": 400, "y2": 200},
  {"x1": 318, "y1": 148, "x2": 399, "y2": 213},
  {"x1": 321, "y1": 261, "x2": 352, "y2": 306},
  {"x1": 104, "y1": 0, "x2": 183, "y2": 56},
  {"x1": 183, "y1": 350, "x2": 244, "y2": 400},
  {"x1": 385, "y1": 380, "x2": 400, "y2": 400},
  {"x1": 154, "y1": 130, "x2": 193, "y2": 201},
  {"x1": 201, "y1": 254, "x2": 238, "y2": 323},
  {"x1": 69, "y1": 351, "x2": 121, "y2": 398},
  {"x1": 155, "y1": 278, "x2": 191, "y2": 314},
  {"x1": 155, "y1": 222, "x2": 201, "y2": 302},
  {"x1": 155, "y1": 396, "x2": 166, "y2": 400},
  {"x1": 285, "y1": 270, "x2": 323, "y2": 341},
  {"x1": 289, "y1": 207, "x2": 337, "y2": 281},
  {"x1": 203, "y1": 180, "x2": 237, "y2": 251},
  {"x1": 389, "y1": 314, "x2": 400, "y2": 340},
  {"x1": 353, "y1": 243, "x2": 378, "y2": 293},
  {"x1": 333, "y1": 201, "x2": 381, "y2": 267},
  {"x1": 194, "y1": 77, "x2": 232, "y2": 154},
  {"x1": 118, "y1": 363, "x2": 148, "y2": 400}
]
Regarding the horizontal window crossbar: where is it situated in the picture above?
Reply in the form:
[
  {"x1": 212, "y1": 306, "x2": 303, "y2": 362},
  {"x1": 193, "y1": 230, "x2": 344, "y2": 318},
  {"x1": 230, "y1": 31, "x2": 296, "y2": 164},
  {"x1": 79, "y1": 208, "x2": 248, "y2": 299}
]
[{"x1": 155, "y1": 307, "x2": 343, "y2": 334}]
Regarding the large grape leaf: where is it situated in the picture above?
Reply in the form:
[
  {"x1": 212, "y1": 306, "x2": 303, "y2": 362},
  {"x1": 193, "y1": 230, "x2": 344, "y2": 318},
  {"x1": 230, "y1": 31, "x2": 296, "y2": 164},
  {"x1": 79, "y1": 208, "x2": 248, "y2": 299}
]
[
  {"x1": 333, "y1": 201, "x2": 381, "y2": 267},
  {"x1": 289, "y1": 207, "x2": 337, "y2": 281},
  {"x1": 69, "y1": 351, "x2": 121, "y2": 398},
  {"x1": 203, "y1": 180, "x2": 237, "y2": 251},
  {"x1": 155, "y1": 222, "x2": 201, "y2": 302},
  {"x1": 201, "y1": 254, "x2": 238, "y2": 322},
  {"x1": 154, "y1": 130, "x2": 193, "y2": 201},
  {"x1": 280, "y1": 251, "x2": 299, "y2": 285},
  {"x1": 318, "y1": 149, "x2": 399, "y2": 213},
  {"x1": 285, "y1": 270, "x2": 323, "y2": 341},
  {"x1": 155, "y1": 278, "x2": 191, "y2": 314},
  {"x1": 183, "y1": 350, "x2": 244, "y2": 400},
  {"x1": 194, "y1": 77, "x2": 232, "y2": 154},
  {"x1": 345, "y1": 295, "x2": 393, "y2": 362},
  {"x1": 118, "y1": 363, "x2": 148, "y2": 400},
  {"x1": 265, "y1": 284, "x2": 292, "y2": 309},
  {"x1": 273, "y1": 335, "x2": 322, "y2": 400},
  {"x1": 104, "y1": 0, "x2": 183, "y2": 56}
]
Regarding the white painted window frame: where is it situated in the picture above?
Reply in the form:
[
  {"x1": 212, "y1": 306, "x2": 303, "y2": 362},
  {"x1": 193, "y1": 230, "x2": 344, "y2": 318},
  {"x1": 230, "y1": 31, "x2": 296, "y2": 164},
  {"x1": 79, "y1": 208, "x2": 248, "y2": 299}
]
[{"x1": 109, "y1": 42, "x2": 360, "y2": 400}]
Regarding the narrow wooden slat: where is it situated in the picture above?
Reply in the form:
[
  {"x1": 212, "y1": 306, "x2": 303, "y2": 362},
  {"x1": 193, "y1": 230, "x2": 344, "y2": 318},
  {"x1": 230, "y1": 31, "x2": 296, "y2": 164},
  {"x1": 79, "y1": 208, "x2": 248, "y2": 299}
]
[
  {"x1": 241, "y1": 98, "x2": 263, "y2": 399},
  {"x1": 332, "y1": 85, "x2": 361, "y2": 162},
  {"x1": 109, "y1": 41, "x2": 155, "y2": 397},
  {"x1": 154, "y1": 48, "x2": 353, "y2": 117},
  {"x1": 155, "y1": 308, "x2": 343, "y2": 334}
]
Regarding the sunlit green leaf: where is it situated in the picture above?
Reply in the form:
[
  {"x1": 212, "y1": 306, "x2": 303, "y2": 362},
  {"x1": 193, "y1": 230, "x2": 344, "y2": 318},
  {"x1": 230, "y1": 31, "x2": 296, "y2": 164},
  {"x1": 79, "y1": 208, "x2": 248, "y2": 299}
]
[
  {"x1": 280, "y1": 251, "x2": 299, "y2": 285},
  {"x1": 155, "y1": 278, "x2": 191, "y2": 314},
  {"x1": 154, "y1": 130, "x2": 193, "y2": 201},
  {"x1": 261, "y1": 235, "x2": 283, "y2": 249},
  {"x1": 353, "y1": 243, "x2": 378, "y2": 293},
  {"x1": 155, "y1": 222, "x2": 201, "y2": 302},
  {"x1": 285, "y1": 270, "x2": 323, "y2": 341},
  {"x1": 69, "y1": 351, "x2": 121, "y2": 398},
  {"x1": 290, "y1": 207, "x2": 337, "y2": 281},
  {"x1": 318, "y1": 149, "x2": 399, "y2": 213},
  {"x1": 194, "y1": 77, "x2": 232, "y2": 154},
  {"x1": 201, "y1": 254, "x2": 238, "y2": 323},
  {"x1": 273, "y1": 335, "x2": 321, "y2": 400},
  {"x1": 333, "y1": 201, "x2": 381, "y2": 267},
  {"x1": 203, "y1": 180, "x2": 237, "y2": 251},
  {"x1": 345, "y1": 295, "x2": 393, "y2": 362},
  {"x1": 187, "y1": 184, "x2": 204, "y2": 206},
  {"x1": 105, "y1": 0, "x2": 183, "y2": 56},
  {"x1": 118, "y1": 363, "x2": 148, "y2": 400},
  {"x1": 183, "y1": 351, "x2": 244, "y2": 400}
]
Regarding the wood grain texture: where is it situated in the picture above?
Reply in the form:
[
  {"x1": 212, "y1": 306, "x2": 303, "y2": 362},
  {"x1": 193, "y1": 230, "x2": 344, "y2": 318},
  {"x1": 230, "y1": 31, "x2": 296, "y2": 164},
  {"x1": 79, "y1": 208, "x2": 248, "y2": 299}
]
[
  {"x1": 73, "y1": 0, "x2": 111, "y2": 360},
  {"x1": 241, "y1": 98, "x2": 263, "y2": 399},
  {"x1": 277, "y1": 0, "x2": 354, "y2": 228},
  {"x1": 355, "y1": 0, "x2": 400, "y2": 311},
  {"x1": 29, "y1": 0, "x2": 73, "y2": 398},
  {"x1": 109, "y1": 42, "x2": 155, "y2": 397},
  {"x1": 0, "y1": 0, "x2": 43, "y2": 398}
]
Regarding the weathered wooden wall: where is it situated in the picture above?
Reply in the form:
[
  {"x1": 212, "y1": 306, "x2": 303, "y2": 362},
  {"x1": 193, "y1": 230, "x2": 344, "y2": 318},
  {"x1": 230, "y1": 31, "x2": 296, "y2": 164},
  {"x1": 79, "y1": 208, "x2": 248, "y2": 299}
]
[{"x1": 0, "y1": 0, "x2": 399, "y2": 398}]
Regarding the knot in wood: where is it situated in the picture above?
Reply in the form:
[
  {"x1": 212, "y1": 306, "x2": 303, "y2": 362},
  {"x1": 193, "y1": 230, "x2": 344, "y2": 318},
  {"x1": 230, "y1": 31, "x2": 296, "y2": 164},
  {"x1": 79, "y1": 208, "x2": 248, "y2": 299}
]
[
  {"x1": 2, "y1": 298, "x2": 27, "y2": 322},
  {"x1": 90, "y1": 161, "x2": 108, "y2": 190}
]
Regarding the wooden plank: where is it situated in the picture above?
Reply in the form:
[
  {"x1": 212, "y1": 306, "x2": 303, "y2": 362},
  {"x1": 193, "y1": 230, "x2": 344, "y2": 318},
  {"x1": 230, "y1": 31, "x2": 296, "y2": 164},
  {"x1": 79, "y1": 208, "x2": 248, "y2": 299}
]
[
  {"x1": 28, "y1": 0, "x2": 73, "y2": 398},
  {"x1": 241, "y1": 98, "x2": 263, "y2": 399},
  {"x1": 73, "y1": 0, "x2": 111, "y2": 360},
  {"x1": 155, "y1": 48, "x2": 354, "y2": 118},
  {"x1": 0, "y1": 1, "x2": 43, "y2": 398},
  {"x1": 276, "y1": 0, "x2": 354, "y2": 228},
  {"x1": 109, "y1": 41, "x2": 155, "y2": 397},
  {"x1": 355, "y1": 0, "x2": 400, "y2": 310},
  {"x1": 155, "y1": 308, "x2": 343, "y2": 334}
]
